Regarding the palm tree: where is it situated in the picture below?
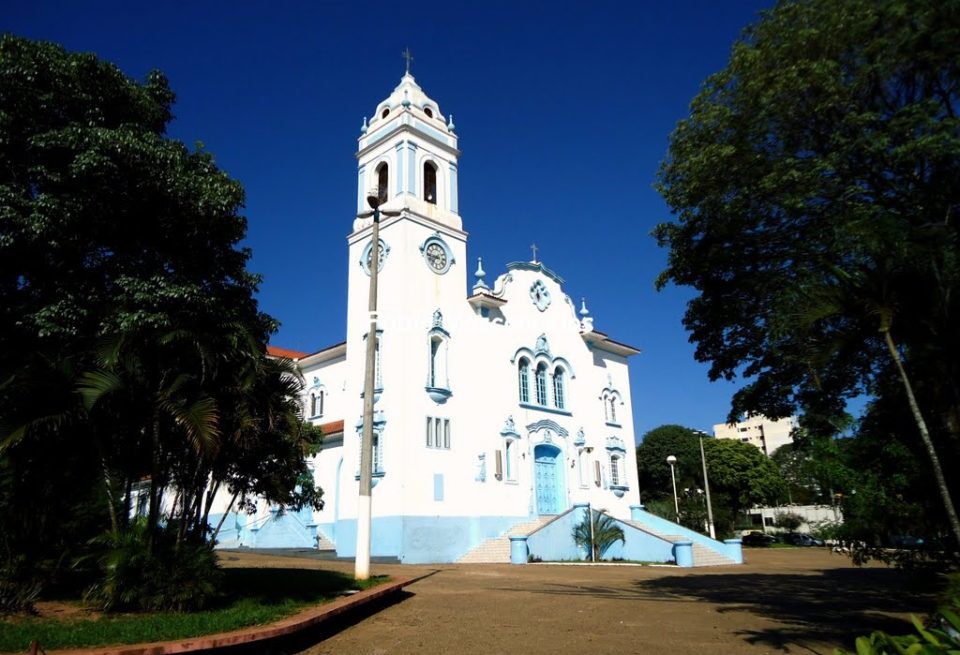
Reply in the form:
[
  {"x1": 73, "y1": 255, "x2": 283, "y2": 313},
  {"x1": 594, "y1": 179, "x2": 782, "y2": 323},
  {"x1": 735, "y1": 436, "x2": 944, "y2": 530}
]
[
  {"x1": 793, "y1": 263, "x2": 960, "y2": 548},
  {"x1": 572, "y1": 509, "x2": 625, "y2": 560}
]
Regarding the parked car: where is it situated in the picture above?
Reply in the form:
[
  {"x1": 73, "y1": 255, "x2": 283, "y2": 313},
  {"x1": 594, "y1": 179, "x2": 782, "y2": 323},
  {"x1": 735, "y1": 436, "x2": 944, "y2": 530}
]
[
  {"x1": 741, "y1": 531, "x2": 778, "y2": 547},
  {"x1": 783, "y1": 532, "x2": 824, "y2": 547}
]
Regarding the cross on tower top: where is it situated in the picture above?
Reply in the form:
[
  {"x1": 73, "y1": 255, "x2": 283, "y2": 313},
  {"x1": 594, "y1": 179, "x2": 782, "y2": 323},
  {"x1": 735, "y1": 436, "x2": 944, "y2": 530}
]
[
  {"x1": 530, "y1": 243, "x2": 539, "y2": 263},
  {"x1": 402, "y1": 47, "x2": 414, "y2": 74}
]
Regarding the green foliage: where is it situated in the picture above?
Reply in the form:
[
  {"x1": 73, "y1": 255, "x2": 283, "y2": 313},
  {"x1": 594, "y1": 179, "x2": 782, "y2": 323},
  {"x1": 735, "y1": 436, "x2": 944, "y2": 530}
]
[
  {"x1": 836, "y1": 574, "x2": 960, "y2": 654},
  {"x1": 572, "y1": 510, "x2": 626, "y2": 560},
  {"x1": 85, "y1": 521, "x2": 223, "y2": 612},
  {"x1": 654, "y1": 0, "x2": 960, "y2": 553},
  {"x1": 775, "y1": 511, "x2": 804, "y2": 532},
  {"x1": 0, "y1": 569, "x2": 386, "y2": 651},
  {"x1": 0, "y1": 35, "x2": 323, "y2": 605},
  {"x1": 636, "y1": 425, "x2": 703, "y2": 499},
  {"x1": 704, "y1": 439, "x2": 787, "y2": 521}
]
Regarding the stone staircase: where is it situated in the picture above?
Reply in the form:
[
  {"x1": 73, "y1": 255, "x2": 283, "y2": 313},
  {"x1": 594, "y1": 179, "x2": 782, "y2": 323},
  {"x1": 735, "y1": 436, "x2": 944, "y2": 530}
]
[
  {"x1": 315, "y1": 531, "x2": 335, "y2": 551},
  {"x1": 624, "y1": 520, "x2": 736, "y2": 567},
  {"x1": 458, "y1": 517, "x2": 554, "y2": 563}
]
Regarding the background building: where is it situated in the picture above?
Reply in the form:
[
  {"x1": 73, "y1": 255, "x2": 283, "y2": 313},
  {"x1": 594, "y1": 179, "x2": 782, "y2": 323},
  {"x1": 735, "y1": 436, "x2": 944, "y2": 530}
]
[{"x1": 713, "y1": 415, "x2": 797, "y2": 456}]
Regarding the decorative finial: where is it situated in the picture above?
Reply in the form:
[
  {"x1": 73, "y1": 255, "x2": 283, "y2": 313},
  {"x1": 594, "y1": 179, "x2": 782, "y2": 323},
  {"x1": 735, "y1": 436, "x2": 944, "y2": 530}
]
[
  {"x1": 360, "y1": 116, "x2": 368, "y2": 134},
  {"x1": 473, "y1": 257, "x2": 489, "y2": 290},
  {"x1": 580, "y1": 297, "x2": 595, "y2": 332},
  {"x1": 447, "y1": 113, "x2": 456, "y2": 132},
  {"x1": 402, "y1": 47, "x2": 414, "y2": 75},
  {"x1": 530, "y1": 243, "x2": 539, "y2": 263},
  {"x1": 402, "y1": 89, "x2": 411, "y2": 108}
]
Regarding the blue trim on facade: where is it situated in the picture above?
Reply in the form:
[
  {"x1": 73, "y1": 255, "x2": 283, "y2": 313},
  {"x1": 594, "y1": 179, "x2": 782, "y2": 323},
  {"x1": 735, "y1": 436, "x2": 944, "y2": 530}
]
[
  {"x1": 519, "y1": 402, "x2": 573, "y2": 417},
  {"x1": 331, "y1": 515, "x2": 526, "y2": 563},
  {"x1": 412, "y1": 119, "x2": 453, "y2": 145},
  {"x1": 505, "y1": 261, "x2": 565, "y2": 284},
  {"x1": 395, "y1": 142, "x2": 405, "y2": 196},
  {"x1": 425, "y1": 386, "x2": 452, "y2": 403},
  {"x1": 407, "y1": 142, "x2": 417, "y2": 195},
  {"x1": 449, "y1": 163, "x2": 459, "y2": 214}
]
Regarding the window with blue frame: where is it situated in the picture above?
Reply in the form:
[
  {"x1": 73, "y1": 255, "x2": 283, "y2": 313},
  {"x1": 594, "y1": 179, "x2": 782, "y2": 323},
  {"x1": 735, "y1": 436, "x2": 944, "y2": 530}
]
[
  {"x1": 553, "y1": 367, "x2": 566, "y2": 409},
  {"x1": 376, "y1": 162, "x2": 388, "y2": 204},
  {"x1": 518, "y1": 358, "x2": 530, "y2": 403},
  {"x1": 535, "y1": 362, "x2": 548, "y2": 405}
]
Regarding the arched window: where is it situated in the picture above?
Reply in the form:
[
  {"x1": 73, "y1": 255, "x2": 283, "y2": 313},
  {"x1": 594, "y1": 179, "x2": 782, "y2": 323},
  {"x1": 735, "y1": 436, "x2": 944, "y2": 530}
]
[
  {"x1": 310, "y1": 393, "x2": 317, "y2": 417},
  {"x1": 377, "y1": 163, "x2": 389, "y2": 204},
  {"x1": 610, "y1": 455, "x2": 621, "y2": 486},
  {"x1": 518, "y1": 358, "x2": 530, "y2": 403},
  {"x1": 317, "y1": 390, "x2": 324, "y2": 417},
  {"x1": 381, "y1": 107, "x2": 390, "y2": 119},
  {"x1": 578, "y1": 449, "x2": 587, "y2": 487},
  {"x1": 423, "y1": 106, "x2": 433, "y2": 118},
  {"x1": 505, "y1": 439, "x2": 515, "y2": 481},
  {"x1": 423, "y1": 161, "x2": 437, "y2": 204},
  {"x1": 535, "y1": 363, "x2": 548, "y2": 405},
  {"x1": 608, "y1": 397, "x2": 617, "y2": 423},
  {"x1": 553, "y1": 367, "x2": 566, "y2": 409},
  {"x1": 429, "y1": 336, "x2": 443, "y2": 387}
]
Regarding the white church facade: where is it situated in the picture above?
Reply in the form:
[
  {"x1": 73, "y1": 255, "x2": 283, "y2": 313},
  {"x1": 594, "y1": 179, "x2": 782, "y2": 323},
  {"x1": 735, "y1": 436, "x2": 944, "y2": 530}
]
[{"x1": 210, "y1": 72, "x2": 743, "y2": 566}]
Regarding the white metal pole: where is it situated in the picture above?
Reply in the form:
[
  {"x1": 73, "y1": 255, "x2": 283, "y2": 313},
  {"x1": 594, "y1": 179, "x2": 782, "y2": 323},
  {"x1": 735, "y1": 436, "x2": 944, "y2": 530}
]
[
  {"x1": 669, "y1": 462, "x2": 679, "y2": 523},
  {"x1": 698, "y1": 432, "x2": 716, "y2": 539}
]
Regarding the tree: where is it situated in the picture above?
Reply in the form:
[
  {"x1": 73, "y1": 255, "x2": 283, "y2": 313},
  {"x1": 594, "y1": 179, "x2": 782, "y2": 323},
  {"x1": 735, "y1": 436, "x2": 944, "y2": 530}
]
[
  {"x1": 0, "y1": 36, "x2": 320, "y2": 603},
  {"x1": 635, "y1": 424, "x2": 702, "y2": 499},
  {"x1": 572, "y1": 509, "x2": 625, "y2": 560},
  {"x1": 654, "y1": 0, "x2": 960, "y2": 548},
  {"x1": 703, "y1": 439, "x2": 786, "y2": 529}
]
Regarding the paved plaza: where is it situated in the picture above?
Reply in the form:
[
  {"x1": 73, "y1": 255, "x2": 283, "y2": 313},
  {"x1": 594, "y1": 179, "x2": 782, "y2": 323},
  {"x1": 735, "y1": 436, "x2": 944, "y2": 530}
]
[{"x1": 219, "y1": 548, "x2": 939, "y2": 655}]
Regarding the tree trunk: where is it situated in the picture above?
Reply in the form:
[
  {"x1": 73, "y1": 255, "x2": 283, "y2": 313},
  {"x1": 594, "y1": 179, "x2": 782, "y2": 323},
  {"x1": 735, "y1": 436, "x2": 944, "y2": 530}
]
[
  {"x1": 211, "y1": 490, "x2": 240, "y2": 541},
  {"x1": 883, "y1": 329, "x2": 960, "y2": 548},
  {"x1": 146, "y1": 407, "x2": 161, "y2": 554}
]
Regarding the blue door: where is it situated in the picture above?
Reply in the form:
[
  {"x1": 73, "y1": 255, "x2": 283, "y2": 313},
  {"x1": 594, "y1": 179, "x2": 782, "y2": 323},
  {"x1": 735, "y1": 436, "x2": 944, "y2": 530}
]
[{"x1": 535, "y1": 445, "x2": 562, "y2": 515}]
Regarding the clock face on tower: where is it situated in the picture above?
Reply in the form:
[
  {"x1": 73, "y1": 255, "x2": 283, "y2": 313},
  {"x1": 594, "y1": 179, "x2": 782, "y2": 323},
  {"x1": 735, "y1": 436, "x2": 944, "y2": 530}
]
[
  {"x1": 425, "y1": 243, "x2": 447, "y2": 271},
  {"x1": 361, "y1": 239, "x2": 390, "y2": 275},
  {"x1": 419, "y1": 235, "x2": 453, "y2": 275}
]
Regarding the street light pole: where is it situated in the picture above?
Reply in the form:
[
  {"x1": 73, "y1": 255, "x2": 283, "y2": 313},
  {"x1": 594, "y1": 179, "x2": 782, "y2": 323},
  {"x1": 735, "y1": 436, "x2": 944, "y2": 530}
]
[
  {"x1": 354, "y1": 190, "x2": 399, "y2": 581},
  {"x1": 666, "y1": 455, "x2": 679, "y2": 524},
  {"x1": 696, "y1": 430, "x2": 716, "y2": 539}
]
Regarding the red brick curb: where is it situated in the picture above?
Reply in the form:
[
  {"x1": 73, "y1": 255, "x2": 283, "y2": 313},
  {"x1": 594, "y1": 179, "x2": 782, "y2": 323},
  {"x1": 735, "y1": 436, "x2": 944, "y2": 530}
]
[{"x1": 28, "y1": 574, "x2": 425, "y2": 655}]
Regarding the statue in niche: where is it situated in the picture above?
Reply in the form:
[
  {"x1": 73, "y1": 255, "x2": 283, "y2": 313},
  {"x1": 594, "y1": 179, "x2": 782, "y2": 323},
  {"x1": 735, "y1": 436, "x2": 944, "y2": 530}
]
[
  {"x1": 432, "y1": 309, "x2": 443, "y2": 329},
  {"x1": 535, "y1": 333, "x2": 550, "y2": 356},
  {"x1": 502, "y1": 415, "x2": 516, "y2": 434}
]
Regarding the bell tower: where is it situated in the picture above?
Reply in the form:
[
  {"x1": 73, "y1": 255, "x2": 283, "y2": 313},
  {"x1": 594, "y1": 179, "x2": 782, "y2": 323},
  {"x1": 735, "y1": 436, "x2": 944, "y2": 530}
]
[{"x1": 352, "y1": 71, "x2": 461, "y2": 234}]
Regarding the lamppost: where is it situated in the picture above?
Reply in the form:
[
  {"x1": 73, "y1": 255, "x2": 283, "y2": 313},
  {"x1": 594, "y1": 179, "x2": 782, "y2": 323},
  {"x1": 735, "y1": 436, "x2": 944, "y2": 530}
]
[
  {"x1": 694, "y1": 430, "x2": 716, "y2": 539},
  {"x1": 354, "y1": 189, "x2": 399, "y2": 580},
  {"x1": 666, "y1": 455, "x2": 679, "y2": 523}
]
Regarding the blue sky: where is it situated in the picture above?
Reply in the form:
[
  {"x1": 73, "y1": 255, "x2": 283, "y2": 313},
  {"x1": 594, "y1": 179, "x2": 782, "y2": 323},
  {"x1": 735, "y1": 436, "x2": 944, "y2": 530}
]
[{"x1": 5, "y1": 0, "x2": 776, "y2": 441}]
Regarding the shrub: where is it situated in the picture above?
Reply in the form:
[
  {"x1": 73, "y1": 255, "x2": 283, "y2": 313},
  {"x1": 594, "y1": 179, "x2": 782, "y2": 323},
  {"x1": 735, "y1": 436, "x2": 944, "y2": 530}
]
[
  {"x1": 836, "y1": 574, "x2": 960, "y2": 654},
  {"x1": 85, "y1": 521, "x2": 223, "y2": 612},
  {"x1": 775, "y1": 512, "x2": 804, "y2": 532},
  {"x1": 572, "y1": 509, "x2": 625, "y2": 560}
]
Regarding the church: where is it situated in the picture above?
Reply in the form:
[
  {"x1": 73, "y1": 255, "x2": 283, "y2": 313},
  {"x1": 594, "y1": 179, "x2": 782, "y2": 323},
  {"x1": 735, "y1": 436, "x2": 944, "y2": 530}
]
[{"x1": 210, "y1": 70, "x2": 742, "y2": 567}]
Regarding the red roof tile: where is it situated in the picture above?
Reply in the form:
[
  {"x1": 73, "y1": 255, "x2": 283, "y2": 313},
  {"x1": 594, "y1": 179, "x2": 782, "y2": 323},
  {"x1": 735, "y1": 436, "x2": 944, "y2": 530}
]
[{"x1": 267, "y1": 345, "x2": 308, "y2": 359}]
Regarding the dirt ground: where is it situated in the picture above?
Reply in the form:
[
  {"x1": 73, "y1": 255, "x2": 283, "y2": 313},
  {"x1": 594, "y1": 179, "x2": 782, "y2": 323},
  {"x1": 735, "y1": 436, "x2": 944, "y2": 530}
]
[{"x1": 219, "y1": 548, "x2": 941, "y2": 655}]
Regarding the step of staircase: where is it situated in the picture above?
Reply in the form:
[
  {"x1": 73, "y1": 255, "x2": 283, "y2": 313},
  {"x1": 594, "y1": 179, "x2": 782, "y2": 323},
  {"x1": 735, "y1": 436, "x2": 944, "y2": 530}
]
[
  {"x1": 625, "y1": 520, "x2": 735, "y2": 567},
  {"x1": 457, "y1": 517, "x2": 554, "y2": 563},
  {"x1": 315, "y1": 532, "x2": 335, "y2": 551}
]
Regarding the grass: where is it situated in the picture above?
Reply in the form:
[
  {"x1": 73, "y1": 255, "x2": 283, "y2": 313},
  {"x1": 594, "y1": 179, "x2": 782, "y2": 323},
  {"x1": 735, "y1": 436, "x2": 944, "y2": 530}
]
[{"x1": 0, "y1": 568, "x2": 387, "y2": 652}]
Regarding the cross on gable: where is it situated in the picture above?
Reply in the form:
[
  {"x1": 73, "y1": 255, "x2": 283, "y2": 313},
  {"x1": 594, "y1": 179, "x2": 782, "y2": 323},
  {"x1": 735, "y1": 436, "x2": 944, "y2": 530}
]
[{"x1": 402, "y1": 47, "x2": 414, "y2": 74}]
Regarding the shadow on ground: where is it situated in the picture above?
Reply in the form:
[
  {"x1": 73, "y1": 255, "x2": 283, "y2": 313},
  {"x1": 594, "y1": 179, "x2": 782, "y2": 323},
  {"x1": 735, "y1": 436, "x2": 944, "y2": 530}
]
[
  {"x1": 205, "y1": 591, "x2": 415, "y2": 655},
  {"x1": 504, "y1": 567, "x2": 943, "y2": 654}
]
